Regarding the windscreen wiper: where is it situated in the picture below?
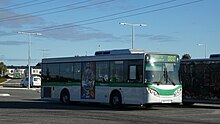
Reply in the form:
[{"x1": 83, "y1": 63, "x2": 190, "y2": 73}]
[
  {"x1": 164, "y1": 67, "x2": 176, "y2": 86},
  {"x1": 155, "y1": 73, "x2": 165, "y2": 85},
  {"x1": 168, "y1": 76, "x2": 176, "y2": 86},
  {"x1": 164, "y1": 67, "x2": 168, "y2": 84}
]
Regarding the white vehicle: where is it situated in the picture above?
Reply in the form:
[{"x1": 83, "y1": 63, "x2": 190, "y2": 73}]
[
  {"x1": 20, "y1": 76, "x2": 41, "y2": 87},
  {"x1": 20, "y1": 78, "x2": 26, "y2": 87},
  {"x1": 41, "y1": 49, "x2": 182, "y2": 107}
]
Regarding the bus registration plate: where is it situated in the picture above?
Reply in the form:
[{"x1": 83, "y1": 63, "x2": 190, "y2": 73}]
[{"x1": 161, "y1": 100, "x2": 172, "y2": 103}]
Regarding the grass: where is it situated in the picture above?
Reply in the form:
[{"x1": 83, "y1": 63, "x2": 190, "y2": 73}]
[{"x1": 0, "y1": 78, "x2": 7, "y2": 83}]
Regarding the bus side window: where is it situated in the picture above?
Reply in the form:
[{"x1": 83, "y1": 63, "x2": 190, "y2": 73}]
[
  {"x1": 129, "y1": 65, "x2": 137, "y2": 81},
  {"x1": 128, "y1": 65, "x2": 143, "y2": 83},
  {"x1": 60, "y1": 63, "x2": 74, "y2": 82},
  {"x1": 73, "y1": 63, "x2": 81, "y2": 82},
  {"x1": 110, "y1": 61, "x2": 124, "y2": 83},
  {"x1": 96, "y1": 62, "x2": 109, "y2": 83},
  {"x1": 137, "y1": 65, "x2": 143, "y2": 83},
  {"x1": 46, "y1": 63, "x2": 60, "y2": 82},
  {"x1": 126, "y1": 60, "x2": 143, "y2": 83}
]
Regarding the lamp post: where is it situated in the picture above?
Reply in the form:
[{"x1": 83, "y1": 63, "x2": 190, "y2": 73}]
[
  {"x1": 197, "y1": 43, "x2": 207, "y2": 58},
  {"x1": 119, "y1": 22, "x2": 146, "y2": 49},
  {"x1": 119, "y1": 23, "x2": 147, "y2": 49},
  {"x1": 18, "y1": 31, "x2": 42, "y2": 89}
]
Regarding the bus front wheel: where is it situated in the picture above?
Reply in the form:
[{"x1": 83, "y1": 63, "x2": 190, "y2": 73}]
[
  {"x1": 110, "y1": 91, "x2": 122, "y2": 108},
  {"x1": 60, "y1": 89, "x2": 70, "y2": 105}
]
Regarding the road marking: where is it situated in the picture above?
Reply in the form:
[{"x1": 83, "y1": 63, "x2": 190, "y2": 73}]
[{"x1": 0, "y1": 93, "x2": 10, "y2": 96}]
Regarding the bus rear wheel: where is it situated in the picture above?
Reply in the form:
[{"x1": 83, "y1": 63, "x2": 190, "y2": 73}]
[
  {"x1": 110, "y1": 91, "x2": 122, "y2": 108},
  {"x1": 60, "y1": 89, "x2": 70, "y2": 105}
]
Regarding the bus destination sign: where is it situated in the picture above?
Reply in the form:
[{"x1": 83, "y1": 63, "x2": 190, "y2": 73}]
[{"x1": 149, "y1": 54, "x2": 178, "y2": 62}]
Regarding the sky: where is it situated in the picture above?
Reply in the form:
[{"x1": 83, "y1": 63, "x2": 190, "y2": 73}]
[{"x1": 0, "y1": 0, "x2": 219, "y2": 66}]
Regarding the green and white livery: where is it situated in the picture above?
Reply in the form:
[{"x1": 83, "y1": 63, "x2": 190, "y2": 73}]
[{"x1": 41, "y1": 49, "x2": 182, "y2": 107}]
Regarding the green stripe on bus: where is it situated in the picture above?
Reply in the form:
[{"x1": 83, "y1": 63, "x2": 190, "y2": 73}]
[
  {"x1": 42, "y1": 82, "x2": 181, "y2": 93},
  {"x1": 147, "y1": 84, "x2": 182, "y2": 96},
  {"x1": 41, "y1": 82, "x2": 147, "y2": 87},
  {"x1": 97, "y1": 83, "x2": 146, "y2": 87},
  {"x1": 42, "y1": 82, "x2": 81, "y2": 86}
]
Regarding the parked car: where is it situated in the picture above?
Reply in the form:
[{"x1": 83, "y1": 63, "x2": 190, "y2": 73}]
[
  {"x1": 20, "y1": 76, "x2": 41, "y2": 87},
  {"x1": 20, "y1": 78, "x2": 26, "y2": 87}
]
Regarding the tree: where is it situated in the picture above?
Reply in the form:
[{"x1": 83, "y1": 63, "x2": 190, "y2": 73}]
[
  {"x1": 36, "y1": 62, "x2": 41, "y2": 67},
  {"x1": 0, "y1": 62, "x2": 7, "y2": 77},
  {"x1": 182, "y1": 54, "x2": 191, "y2": 60}
]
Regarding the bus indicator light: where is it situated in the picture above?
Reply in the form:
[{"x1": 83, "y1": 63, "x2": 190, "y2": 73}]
[
  {"x1": 174, "y1": 88, "x2": 182, "y2": 97},
  {"x1": 147, "y1": 87, "x2": 159, "y2": 97}
]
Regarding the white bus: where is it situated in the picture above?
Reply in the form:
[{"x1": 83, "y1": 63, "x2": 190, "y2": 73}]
[{"x1": 41, "y1": 49, "x2": 182, "y2": 107}]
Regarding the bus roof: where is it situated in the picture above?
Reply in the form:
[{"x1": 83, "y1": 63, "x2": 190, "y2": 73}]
[
  {"x1": 210, "y1": 54, "x2": 220, "y2": 58},
  {"x1": 42, "y1": 49, "x2": 178, "y2": 64},
  {"x1": 95, "y1": 49, "x2": 147, "y2": 55},
  {"x1": 181, "y1": 58, "x2": 220, "y2": 63},
  {"x1": 42, "y1": 49, "x2": 146, "y2": 64}
]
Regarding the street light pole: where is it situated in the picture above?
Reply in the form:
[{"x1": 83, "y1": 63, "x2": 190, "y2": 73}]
[
  {"x1": 197, "y1": 43, "x2": 207, "y2": 58},
  {"x1": 18, "y1": 31, "x2": 42, "y2": 89},
  {"x1": 119, "y1": 22, "x2": 146, "y2": 49},
  {"x1": 131, "y1": 25, "x2": 134, "y2": 49}
]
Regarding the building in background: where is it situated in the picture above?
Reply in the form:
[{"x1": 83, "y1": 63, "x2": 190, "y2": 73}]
[{"x1": 6, "y1": 64, "x2": 41, "y2": 78}]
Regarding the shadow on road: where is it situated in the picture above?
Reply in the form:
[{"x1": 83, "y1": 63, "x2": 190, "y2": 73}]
[
  {"x1": 0, "y1": 100, "x2": 160, "y2": 111},
  {"x1": 158, "y1": 103, "x2": 220, "y2": 109},
  {"x1": 0, "y1": 100, "x2": 219, "y2": 111},
  {"x1": 179, "y1": 104, "x2": 220, "y2": 109}
]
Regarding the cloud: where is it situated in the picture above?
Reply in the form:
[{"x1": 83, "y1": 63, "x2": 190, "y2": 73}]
[
  {"x1": 136, "y1": 34, "x2": 177, "y2": 42},
  {"x1": 0, "y1": 40, "x2": 27, "y2": 46},
  {"x1": 136, "y1": 34, "x2": 153, "y2": 38},
  {"x1": 149, "y1": 35, "x2": 177, "y2": 42},
  {"x1": 0, "y1": 9, "x2": 45, "y2": 28},
  {"x1": 0, "y1": 0, "x2": 9, "y2": 4},
  {"x1": 41, "y1": 25, "x2": 121, "y2": 42},
  {"x1": 0, "y1": 31, "x2": 10, "y2": 36}
]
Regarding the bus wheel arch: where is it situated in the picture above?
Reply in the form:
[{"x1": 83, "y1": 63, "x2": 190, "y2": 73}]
[
  {"x1": 60, "y1": 88, "x2": 70, "y2": 104},
  {"x1": 109, "y1": 90, "x2": 122, "y2": 108}
]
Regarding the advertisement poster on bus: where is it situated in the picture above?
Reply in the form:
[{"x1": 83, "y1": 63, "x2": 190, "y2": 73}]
[{"x1": 81, "y1": 62, "x2": 95, "y2": 99}]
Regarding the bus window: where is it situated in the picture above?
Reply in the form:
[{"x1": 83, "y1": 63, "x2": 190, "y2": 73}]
[
  {"x1": 110, "y1": 61, "x2": 123, "y2": 83},
  {"x1": 128, "y1": 65, "x2": 143, "y2": 83},
  {"x1": 125, "y1": 60, "x2": 143, "y2": 83},
  {"x1": 60, "y1": 63, "x2": 74, "y2": 82},
  {"x1": 96, "y1": 62, "x2": 109, "y2": 83},
  {"x1": 46, "y1": 63, "x2": 60, "y2": 82},
  {"x1": 73, "y1": 63, "x2": 81, "y2": 82},
  {"x1": 129, "y1": 65, "x2": 136, "y2": 80}
]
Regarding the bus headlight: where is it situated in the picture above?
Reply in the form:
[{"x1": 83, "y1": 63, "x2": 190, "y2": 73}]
[
  {"x1": 147, "y1": 87, "x2": 159, "y2": 97},
  {"x1": 174, "y1": 88, "x2": 182, "y2": 97}
]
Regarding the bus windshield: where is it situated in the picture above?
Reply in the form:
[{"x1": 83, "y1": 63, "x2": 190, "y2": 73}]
[{"x1": 145, "y1": 62, "x2": 180, "y2": 85}]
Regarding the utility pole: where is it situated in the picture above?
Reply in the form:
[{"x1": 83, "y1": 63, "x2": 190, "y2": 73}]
[{"x1": 18, "y1": 31, "x2": 42, "y2": 89}]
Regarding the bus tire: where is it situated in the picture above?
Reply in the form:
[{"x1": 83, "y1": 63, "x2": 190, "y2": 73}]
[
  {"x1": 110, "y1": 91, "x2": 122, "y2": 108},
  {"x1": 60, "y1": 89, "x2": 70, "y2": 105}
]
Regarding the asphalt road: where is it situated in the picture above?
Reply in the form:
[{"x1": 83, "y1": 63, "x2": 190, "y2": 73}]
[{"x1": 0, "y1": 79, "x2": 220, "y2": 124}]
